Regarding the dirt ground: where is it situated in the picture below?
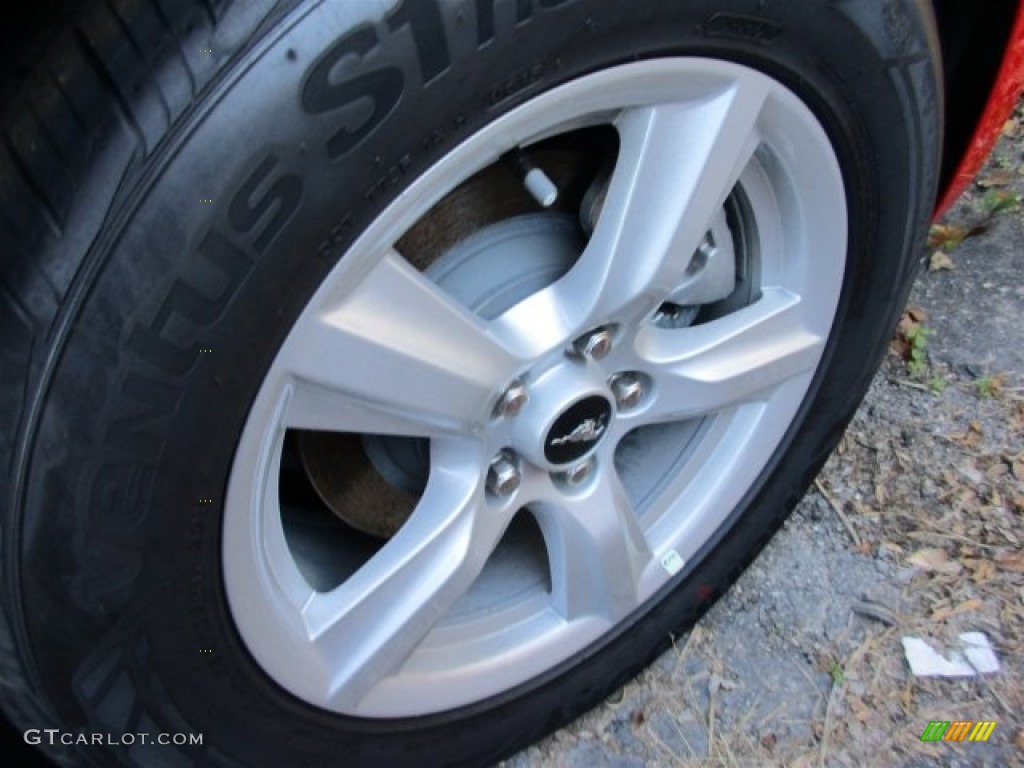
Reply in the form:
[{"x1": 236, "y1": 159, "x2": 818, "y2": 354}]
[{"x1": 507, "y1": 106, "x2": 1024, "y2": 767}]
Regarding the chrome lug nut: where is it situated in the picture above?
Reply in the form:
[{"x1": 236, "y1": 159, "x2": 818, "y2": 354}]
[
  {"x1": 689, "y1": 231, "x2": 717, "y2": 273},
  {"x1": 487, "y1": 454, "x2": 521, "y2": 497},
  {"x1": 573, "y1": 327, "x2": 613, "y2": 361},
  {"x1": 558, "y1": 459, "x2": 594, "y2": 487},
  {"x1": 610, "y1": 372, "x2": 645, "y2": 410},
  {"x1": 494, "y1": 380, "x2": 528, "y2": 418}
]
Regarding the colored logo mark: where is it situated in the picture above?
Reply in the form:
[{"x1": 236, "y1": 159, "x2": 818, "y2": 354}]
[{"x1": 920, "y1": 720, "x2": 996, "y2": 742}]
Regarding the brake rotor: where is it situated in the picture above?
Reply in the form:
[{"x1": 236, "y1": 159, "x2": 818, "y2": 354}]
[{"x1": 298, "y1": 431, "x2": 421, "y2": 539}]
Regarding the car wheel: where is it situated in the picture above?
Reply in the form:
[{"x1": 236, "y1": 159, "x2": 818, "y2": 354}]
[{"x1": 1, "y1": 1, "x2": 940, "y2": 765}]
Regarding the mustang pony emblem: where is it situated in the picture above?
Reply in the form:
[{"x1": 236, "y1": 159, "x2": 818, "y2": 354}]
[{"x1": 549, "y1": 415, "x2": 608, "y2": 446}]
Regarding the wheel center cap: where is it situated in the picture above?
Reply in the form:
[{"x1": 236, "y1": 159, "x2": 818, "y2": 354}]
[{"x1": 544, "y1": 395, "x2": 613, "y2": 464}]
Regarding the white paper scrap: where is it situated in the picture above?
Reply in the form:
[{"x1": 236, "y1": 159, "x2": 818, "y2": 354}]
[
  {"x1": 901, "y1": 632, "x2": 1000, "y2": 677},
  {"x1": 902, "y1": 637, "x2": 975, "y2": 677},
  {"x1": 960, "y1": 631, "x2": 1000, "y2": 674}
]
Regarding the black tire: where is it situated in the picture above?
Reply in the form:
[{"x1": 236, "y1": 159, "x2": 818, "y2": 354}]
[{"x1": 1, "y1": 1, "x2": 940, "y2": 766}]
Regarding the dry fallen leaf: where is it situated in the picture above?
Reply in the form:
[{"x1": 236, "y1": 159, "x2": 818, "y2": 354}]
[
  {"x1": 927, "y1": 224, "x2": 970, "y2": 250},
  {"x1": 908, "y1": 548, "x2": 963, "y2": 575},
  {"x1": 986, "y1": 462, "x2": 1009, "y2": 480},
  {"x1": 976, "y1": 171, "x2": 1015, "y2": 188},
  {"x1": 931, "y1": 597, "x2": 984, "y2": 621},
  {"x1": 969, "y1": 559, "x2": 996, "y2": 582},
  {"x1": 947, "y1": 426, "x2": 983, "y2": 449},
  {"x1": 848, "y1": 696, "x2": 873, "y2": 722},
  {"x1": 901, "y1": 681, "x2": 913, "y2": 714},
  {"x1": 995, "y1": 550, "x2": 1024, "y2": 572},
  {"x1": 928, "y1": 251, "x2": 955, "y2": 272}
]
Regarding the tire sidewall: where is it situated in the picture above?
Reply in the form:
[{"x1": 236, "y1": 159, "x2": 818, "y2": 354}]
[{"x1": 16, "y1": 1, "x2": 938, "y2": 765}]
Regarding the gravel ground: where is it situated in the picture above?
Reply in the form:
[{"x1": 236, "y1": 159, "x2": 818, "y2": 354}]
[{"x1": 508, "y1": 108, "x2": 1024, "y2": 767}]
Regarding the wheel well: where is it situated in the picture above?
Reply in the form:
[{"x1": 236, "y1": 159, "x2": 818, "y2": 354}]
[{"x1": 932, "y1": 0, "x2": 1019, "y2": 191}]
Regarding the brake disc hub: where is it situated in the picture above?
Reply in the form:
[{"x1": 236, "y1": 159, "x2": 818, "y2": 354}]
[{"x1": 303, "y1": 214, "x2": 582, "y2": 535}]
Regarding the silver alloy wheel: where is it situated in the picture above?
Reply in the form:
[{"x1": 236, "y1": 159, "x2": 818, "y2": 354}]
[{"x1": 223, "y1": 58, "x2": 846, "y2": 718}]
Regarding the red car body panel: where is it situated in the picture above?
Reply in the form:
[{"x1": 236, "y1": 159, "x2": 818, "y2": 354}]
[{"x1": 936, "y1": 3, "x2": 1024, "y2": 216}]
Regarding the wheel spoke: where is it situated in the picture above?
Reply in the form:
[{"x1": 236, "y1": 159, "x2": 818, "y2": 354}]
[
  {"x1": 301, "y1": 443, "x2": 504, "y2": 710},
  {"x1": 635, "y1": 288, "x2": 824, "y2": 424},
  {"x1": 278, "y1": 250, "x2": 520, "y2": 437},
  {"x1": 494, "y1": 75, "x2": 769, "y2": 354},
  {"x1": 533, "y1": 465, "x2": 651, "y2": 622}
]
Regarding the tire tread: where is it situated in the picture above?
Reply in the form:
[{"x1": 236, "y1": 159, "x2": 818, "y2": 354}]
[{"x1": 0, "y1": 1, "x2": 280, "y2": 764}]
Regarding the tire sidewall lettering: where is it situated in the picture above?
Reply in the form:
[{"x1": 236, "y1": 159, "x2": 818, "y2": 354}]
[{"x1": 299, "y1": 24, "x2": 405, "y2": 161}]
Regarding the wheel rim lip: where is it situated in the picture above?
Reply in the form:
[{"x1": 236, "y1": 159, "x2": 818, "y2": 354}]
[{"x1": 222, "y1": 57, "x2": 847, "y2": 717}]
